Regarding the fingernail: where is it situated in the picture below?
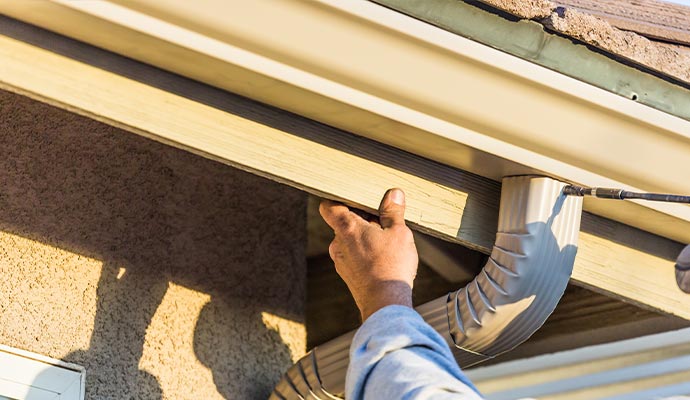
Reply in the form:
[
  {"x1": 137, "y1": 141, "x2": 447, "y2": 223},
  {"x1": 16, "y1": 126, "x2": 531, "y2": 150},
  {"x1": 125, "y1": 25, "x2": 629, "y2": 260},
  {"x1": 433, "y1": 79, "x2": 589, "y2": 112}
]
[{"x1": 389, "y1": 188, "x2": 404, "y2": 205}]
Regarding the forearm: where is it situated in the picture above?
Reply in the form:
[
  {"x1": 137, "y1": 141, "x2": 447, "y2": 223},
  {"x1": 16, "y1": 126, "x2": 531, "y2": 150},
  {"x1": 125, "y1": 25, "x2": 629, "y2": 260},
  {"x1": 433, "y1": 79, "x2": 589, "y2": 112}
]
[{"x1": 346, "y1": 305, "x2": 484, "y2": 400}]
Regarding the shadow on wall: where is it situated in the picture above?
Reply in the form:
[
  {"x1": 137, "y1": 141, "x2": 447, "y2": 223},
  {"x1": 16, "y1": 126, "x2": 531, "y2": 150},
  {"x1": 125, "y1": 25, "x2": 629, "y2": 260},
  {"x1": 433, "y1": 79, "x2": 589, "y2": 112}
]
[{"x1": 0, "y1": 89, "x2": 307, "y2": 399}]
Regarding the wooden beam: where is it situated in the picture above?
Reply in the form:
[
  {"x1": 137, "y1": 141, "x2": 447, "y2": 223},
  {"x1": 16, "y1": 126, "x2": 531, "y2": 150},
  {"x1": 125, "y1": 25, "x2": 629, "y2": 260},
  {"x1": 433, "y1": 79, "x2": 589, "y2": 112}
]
[
  {"x1": 0, "y1": 21, "x2": 688, "y2": 320},
  {"x1": 0, "y1": 18, "x2": 500, "y2": 252}
]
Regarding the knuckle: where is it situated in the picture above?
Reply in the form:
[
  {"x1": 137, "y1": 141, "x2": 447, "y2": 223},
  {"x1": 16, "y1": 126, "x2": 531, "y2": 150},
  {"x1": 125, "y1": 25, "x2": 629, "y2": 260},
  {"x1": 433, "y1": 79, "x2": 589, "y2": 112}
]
[
  {"x1": 339, "y1": 219, "x2": 357, "y2": 236},
  {"x1": 328, "y1": 241, "x2": 338, "y2": 257},
  {"x1": 329, "y1": 240, "x2": 346, "y2": 262},
  {"x1": 336, "y1": 214, "x2": 349, "y2": 228},
  {"x1": 379, "y1": 210, "x2": 397, "y2": 221}
]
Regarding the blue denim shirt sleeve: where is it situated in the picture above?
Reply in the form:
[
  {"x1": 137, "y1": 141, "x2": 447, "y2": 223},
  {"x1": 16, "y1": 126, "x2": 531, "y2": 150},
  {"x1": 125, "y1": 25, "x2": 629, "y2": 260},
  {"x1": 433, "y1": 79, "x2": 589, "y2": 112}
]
[{"x1": 346, "y1": 305, "x2": 484, "y2": 400}]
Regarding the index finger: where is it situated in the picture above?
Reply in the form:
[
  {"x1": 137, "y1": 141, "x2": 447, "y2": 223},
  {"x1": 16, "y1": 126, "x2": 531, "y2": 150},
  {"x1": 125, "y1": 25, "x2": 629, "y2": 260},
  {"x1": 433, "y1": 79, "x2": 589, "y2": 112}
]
[{"x1": 319, "y1": 200, "x2": 365, "y2": 234}]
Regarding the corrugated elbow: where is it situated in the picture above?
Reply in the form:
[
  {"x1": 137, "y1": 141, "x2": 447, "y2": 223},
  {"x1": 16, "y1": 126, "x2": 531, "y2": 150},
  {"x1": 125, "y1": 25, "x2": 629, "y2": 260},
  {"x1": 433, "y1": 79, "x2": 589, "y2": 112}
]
[{"x1": 271, "y1": 176, "x2": 583, "y2": 399}]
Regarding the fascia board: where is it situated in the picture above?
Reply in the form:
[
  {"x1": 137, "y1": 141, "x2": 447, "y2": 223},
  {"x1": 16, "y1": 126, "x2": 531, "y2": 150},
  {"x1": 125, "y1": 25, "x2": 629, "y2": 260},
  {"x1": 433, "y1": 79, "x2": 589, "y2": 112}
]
[
  {"x1": 0, "y1": 20, "x2": 688, "y2": 320},
  {"x1": 1, "y1": 0, "x2": 690, "y2": 243}
]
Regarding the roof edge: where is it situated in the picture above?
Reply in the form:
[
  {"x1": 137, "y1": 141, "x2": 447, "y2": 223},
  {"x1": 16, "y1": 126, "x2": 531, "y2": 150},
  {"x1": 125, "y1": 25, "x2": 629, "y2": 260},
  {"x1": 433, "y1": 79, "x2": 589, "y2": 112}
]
[
  {"x1": 373, "y1": 0, "x2": 690, "y2": 122},
  {"x1": 479, "y1": 0, "x2": 690, "y2": 84}
]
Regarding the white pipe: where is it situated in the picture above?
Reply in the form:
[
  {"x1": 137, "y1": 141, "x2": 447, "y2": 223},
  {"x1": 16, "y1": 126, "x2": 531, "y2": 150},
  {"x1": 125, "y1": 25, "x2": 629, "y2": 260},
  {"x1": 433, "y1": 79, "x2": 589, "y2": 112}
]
[{"x1": 272, "y1": 176, "x2": 583, "y2": 399}]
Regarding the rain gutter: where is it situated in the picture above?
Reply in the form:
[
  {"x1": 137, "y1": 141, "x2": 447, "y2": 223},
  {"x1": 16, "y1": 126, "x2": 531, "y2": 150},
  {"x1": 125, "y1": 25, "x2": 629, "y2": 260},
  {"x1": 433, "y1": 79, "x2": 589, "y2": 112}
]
[
  {"x1": 373, "y1": 0, "x2": 690, "y2": 121},
  {"x1": 1, "y1": 0, "x2": 689, "y2": 244}
]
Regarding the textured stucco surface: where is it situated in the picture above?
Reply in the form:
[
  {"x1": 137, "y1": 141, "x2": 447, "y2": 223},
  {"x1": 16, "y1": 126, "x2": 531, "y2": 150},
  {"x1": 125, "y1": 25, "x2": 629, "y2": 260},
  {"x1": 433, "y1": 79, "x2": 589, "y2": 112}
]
[
  {"x1": 478, "y1": 0, "x2": 690, "y2": 83},
  {"x1": 0, "y1": 89, "x2": 307, "y2": 399}
]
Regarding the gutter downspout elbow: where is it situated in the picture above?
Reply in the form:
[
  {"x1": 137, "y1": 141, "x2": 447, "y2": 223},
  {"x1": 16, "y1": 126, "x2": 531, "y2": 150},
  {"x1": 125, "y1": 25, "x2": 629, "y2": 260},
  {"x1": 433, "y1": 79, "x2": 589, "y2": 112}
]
[{"x1": 272, "y1": 176, "x2": 583, "y2": 399}]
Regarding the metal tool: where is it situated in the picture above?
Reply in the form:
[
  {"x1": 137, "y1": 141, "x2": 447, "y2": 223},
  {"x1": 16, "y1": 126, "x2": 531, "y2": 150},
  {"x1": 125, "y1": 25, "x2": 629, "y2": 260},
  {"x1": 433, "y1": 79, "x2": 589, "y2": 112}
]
[
  {"x1": 563, "y1": 185, "x2": 690, "y2": 204},
  {"x1": 564, "y1": 184, "x2": 690, "y2": 293}
]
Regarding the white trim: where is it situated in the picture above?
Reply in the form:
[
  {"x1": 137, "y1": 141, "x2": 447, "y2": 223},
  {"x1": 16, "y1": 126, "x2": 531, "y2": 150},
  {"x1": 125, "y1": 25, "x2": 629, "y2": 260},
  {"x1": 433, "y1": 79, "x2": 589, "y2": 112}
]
[
  {"x1": 466, "y1": 327, "x2": 690, "y2": 400},
  {"x1": 0, "y1": 346, "x2": 85, "y2": 400}
]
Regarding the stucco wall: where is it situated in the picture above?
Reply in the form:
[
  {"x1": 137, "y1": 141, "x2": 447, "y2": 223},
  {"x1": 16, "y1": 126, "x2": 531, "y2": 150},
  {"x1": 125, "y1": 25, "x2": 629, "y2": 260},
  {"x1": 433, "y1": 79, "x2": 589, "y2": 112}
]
[{"x1": 0, "y1": 89, "x2": 307, "y2": 399}]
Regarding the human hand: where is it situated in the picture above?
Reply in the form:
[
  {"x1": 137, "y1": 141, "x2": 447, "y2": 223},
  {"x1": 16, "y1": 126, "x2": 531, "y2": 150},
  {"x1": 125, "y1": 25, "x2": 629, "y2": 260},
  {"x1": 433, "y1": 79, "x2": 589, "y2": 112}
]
[{"x1": 319, "y1": 189, "x2": 419, "y2": 321}]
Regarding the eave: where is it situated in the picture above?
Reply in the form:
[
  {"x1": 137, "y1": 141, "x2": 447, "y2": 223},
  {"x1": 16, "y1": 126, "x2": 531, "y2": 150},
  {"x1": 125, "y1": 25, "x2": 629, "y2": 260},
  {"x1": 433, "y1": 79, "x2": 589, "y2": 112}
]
[
  {"x1": 0, "y1": 2, "x2": 688, "y2": 321},
  {"x1": 1, "y1": 0, "x2": 688, "y2": 246}
]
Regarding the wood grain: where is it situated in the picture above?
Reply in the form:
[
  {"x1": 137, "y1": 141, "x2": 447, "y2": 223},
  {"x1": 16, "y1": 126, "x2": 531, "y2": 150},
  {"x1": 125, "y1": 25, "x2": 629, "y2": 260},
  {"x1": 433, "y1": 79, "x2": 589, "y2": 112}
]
[
  {"x1": 0, "y1": 26, "x2": 688, "y2": 320},
  {"x1": 0, "y1": 27, "x2": 502, "y2": 251}
]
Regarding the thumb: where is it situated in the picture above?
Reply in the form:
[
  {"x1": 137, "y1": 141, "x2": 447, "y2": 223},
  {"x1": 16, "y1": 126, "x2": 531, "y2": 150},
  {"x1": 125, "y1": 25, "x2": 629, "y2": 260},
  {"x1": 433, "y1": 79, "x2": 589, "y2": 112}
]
[{"x1": 379, "y1": 188, "x2": 406, "y2": 229}]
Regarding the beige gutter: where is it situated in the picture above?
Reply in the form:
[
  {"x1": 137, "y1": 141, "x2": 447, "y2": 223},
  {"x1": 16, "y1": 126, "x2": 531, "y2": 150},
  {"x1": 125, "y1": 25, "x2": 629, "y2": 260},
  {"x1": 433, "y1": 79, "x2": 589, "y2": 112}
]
[{"x1": 1, "y1": 0, "x2": 689, "y2": 244}]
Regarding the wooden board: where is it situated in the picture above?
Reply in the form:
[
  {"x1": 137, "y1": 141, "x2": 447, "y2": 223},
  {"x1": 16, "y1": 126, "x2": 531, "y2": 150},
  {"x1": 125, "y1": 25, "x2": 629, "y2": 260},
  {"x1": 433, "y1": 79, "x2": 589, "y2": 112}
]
[
  {"x1": 0, "y1": 24, "x2": 688, "y2": 320},
  {"x1": 0, "y1": 20, "x2": 500, "y2": 252}
]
